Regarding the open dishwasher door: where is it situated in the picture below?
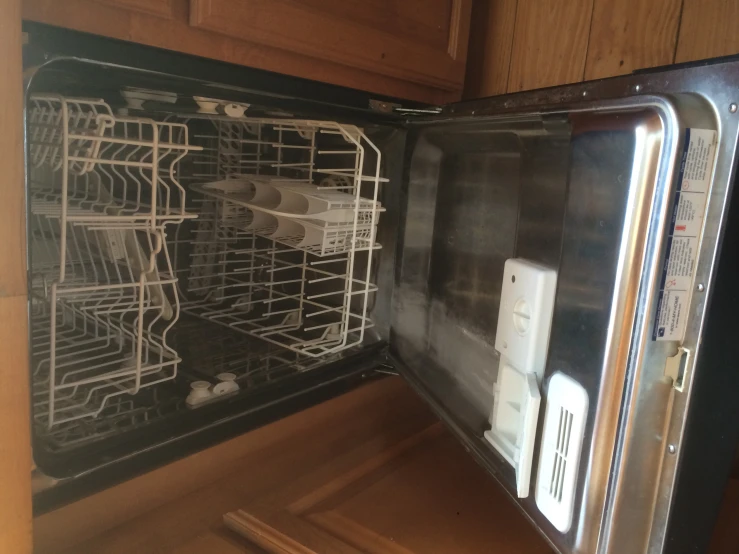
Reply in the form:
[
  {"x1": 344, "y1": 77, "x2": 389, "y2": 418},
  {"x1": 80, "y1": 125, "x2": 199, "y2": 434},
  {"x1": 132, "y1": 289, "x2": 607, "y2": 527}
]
[{"x1": 388, "y1": 59, "x2": 739, "y2": 554}]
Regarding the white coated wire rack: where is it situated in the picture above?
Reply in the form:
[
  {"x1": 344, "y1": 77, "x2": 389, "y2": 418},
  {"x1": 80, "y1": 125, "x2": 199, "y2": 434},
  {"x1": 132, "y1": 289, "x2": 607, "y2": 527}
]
[
  {"x1": 172, "y1": 315, "x2": 327, "y2": 382},
  {"x1": 29, "y1": 95, "x2": 198, "y2": 229},
  {"x1": 36, "y1": 313, "x2": 327, "y2": 452},
  {"x1": 28, "y1": 94, "x2": 198, "y2": 428},
  {"x1": 176, "y1": 117, "x2": 384, "y2": 358},
  {"x1": 36, "y1": 381, "x2": 182, "y2": 453}
]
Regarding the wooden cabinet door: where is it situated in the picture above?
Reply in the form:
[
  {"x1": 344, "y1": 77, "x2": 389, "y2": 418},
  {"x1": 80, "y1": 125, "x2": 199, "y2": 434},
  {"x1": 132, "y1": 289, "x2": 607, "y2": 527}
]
[
  {"x1": 190, "y1": 0, "x2": 471, "y2": 95},
  {"x1": 0, "y1": 0, "x2": 32, "y2": 552},
  {"x1": 224, "y1": 423, "x2": 553, "y2": 554}
]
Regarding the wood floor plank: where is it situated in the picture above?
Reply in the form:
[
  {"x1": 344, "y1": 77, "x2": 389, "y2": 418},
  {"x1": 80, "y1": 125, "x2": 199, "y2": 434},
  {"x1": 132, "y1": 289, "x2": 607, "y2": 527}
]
[
  {"x1": 34, "y1": 378, "x2": 432, "y2": 553},
  {"x1": 227, "y1": 429, "x2": 554, "y2": 554},
  {"x1": 35, "y1": 378, "x2": 439, "y2": 554},
  {"x1": 168, "y1": 529, "x2": 262, "y2": 554},
  {"x1": 224, "y1": 511, "x2": 321, "y2": 554}
]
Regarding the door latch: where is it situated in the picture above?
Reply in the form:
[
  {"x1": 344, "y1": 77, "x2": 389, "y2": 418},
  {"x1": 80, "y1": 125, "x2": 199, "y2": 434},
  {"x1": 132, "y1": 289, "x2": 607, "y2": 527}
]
[{"x1": 664, "y1": 347, "x2": 690, "y2": 392}]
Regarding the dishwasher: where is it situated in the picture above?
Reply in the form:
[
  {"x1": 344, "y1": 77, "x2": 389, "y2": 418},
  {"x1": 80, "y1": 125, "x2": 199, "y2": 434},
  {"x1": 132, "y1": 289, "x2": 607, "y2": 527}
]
[{"x1": 24, "y1": 22, "x2": 739, "y2": 554}]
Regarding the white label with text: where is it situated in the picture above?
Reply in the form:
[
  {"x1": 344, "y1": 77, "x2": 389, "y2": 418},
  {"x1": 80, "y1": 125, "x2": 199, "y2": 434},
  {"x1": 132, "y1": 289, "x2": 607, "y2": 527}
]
[{"x1": 653, "y1": 128, "x2": 717, "y2": 342}]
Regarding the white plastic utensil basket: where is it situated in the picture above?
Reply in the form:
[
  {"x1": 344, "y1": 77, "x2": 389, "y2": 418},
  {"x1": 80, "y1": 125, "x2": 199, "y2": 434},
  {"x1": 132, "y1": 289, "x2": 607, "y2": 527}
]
[{"x1": 192, "y1": 178, "x2": 381, "y2": 256}]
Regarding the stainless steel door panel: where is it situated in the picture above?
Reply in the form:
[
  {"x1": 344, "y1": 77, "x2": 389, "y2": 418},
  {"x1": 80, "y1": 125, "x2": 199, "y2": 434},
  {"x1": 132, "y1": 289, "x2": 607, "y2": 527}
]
[
  {"x1": 391, "y1": 98, "x2": 683, "y2": 553},
  {"x1": 440, "y1": 60, "x2": 739, "y2": 553}
]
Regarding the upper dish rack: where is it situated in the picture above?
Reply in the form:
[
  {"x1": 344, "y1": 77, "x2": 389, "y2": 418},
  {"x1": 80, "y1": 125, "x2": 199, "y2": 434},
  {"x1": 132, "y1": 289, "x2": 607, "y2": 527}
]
[{"x1": 28, "y1": 94, "x2": 197, "y2": 428}]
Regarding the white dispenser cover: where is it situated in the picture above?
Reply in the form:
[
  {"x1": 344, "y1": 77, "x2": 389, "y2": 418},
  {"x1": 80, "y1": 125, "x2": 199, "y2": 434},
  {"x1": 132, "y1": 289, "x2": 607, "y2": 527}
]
[
  {"x1": 484, "y1": 258, "x2": 557, "y2": 498},
  {"x1": 484, "y1": 365, "x2": 541, "y2": 497},
  {"x1": 494, "y1": 258, "x2": 557, "y2": 376},
  {"x1": 535, "y1": 372, "x2": 588, "y2": 532}
]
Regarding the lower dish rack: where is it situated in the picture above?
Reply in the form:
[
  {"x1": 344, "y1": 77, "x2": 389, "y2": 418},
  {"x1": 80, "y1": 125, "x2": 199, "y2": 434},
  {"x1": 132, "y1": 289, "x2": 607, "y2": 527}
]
[{"x1": 176, "y1": 116, "x2": 384, "y2": 358}]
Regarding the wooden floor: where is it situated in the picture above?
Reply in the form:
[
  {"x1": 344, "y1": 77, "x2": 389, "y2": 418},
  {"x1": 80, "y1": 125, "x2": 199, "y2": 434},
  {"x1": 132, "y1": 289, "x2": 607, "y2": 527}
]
[
  {"x1": 33, "y1": 378, "x2": 554, "y2": 554},
  {"x1": 33, "y1": 377, "x2": 739, "y2": 553}
]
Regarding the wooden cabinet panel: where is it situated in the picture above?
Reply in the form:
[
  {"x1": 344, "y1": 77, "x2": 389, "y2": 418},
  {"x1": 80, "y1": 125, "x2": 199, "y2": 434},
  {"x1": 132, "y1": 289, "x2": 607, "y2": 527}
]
[
  {"x1": 465, "y1": 0, "x2": 739, "y2": 100},
  {"x1": 507, "y1": 0, "x2": 592, "y2": 92},
  {"x1": 1, "y1": 0, "x2": 27, "y2": 300},
  {"x1": 33, "y1": 378, "x2": 440, "y2": 553},
  {"x1": 31, "y1": 377, "x2": 739, "y2": 553},
  {"x1": 189, "y1": 0, "x2": 472, "y2": 92},
  {"x1": 676, "y1": 0, "x2": 739, "y2": 63},
  {"x1": 36, "y1": 378, "x2": 552, "y2": 553},
  {"x1": 94, "y1": 0, "x2": 174, "y2": 18},
  {"x1": 24, "y1": 0, "x2": 461, "y2": 103},
  {"x1": 225, "y1": 425, "x2": 553, "y2": 554},
  {"x1": 584, "y1": 0, "x2": 681, "y2": 80},
  {"x1": 0, "y1": 0, "x2": 31, "y2": 549},
  {"x1": 0, "y1": 299, "x2": 32, "y2": 554},
  {"x1": 463, "y1": 0, "x2": 517, "y2": 98},
  {"x1": 170, "y1": 531, "x2": 263, "y2": 554}
]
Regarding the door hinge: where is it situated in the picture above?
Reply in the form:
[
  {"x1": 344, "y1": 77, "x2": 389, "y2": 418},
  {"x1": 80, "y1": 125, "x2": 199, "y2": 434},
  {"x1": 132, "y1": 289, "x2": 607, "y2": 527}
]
[
  {"x1": 369, "y1": 99, "x2": 402, "y2": 114},
  {"x1": 374, "y1": 362, "x2": 398, "y2": 376},
  {"x1": 368, "y1": 99, "x2": 442, "y2": 115},
  {"x1": 394, "y1": 107, "x2": 443, "y2": 115}
]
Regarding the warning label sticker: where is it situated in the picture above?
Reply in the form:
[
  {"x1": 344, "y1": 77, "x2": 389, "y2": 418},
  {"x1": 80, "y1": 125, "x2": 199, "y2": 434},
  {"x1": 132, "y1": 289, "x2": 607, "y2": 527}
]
[
  {"x1": 653, "y1": 128, "x2": 717, "y2": 341},
  {"x1": 654, "y1": 289, "x2": 689, "y2": 340},
  {"x1": 663, "y1": 236, "x2": 698, "y2": 292}
]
